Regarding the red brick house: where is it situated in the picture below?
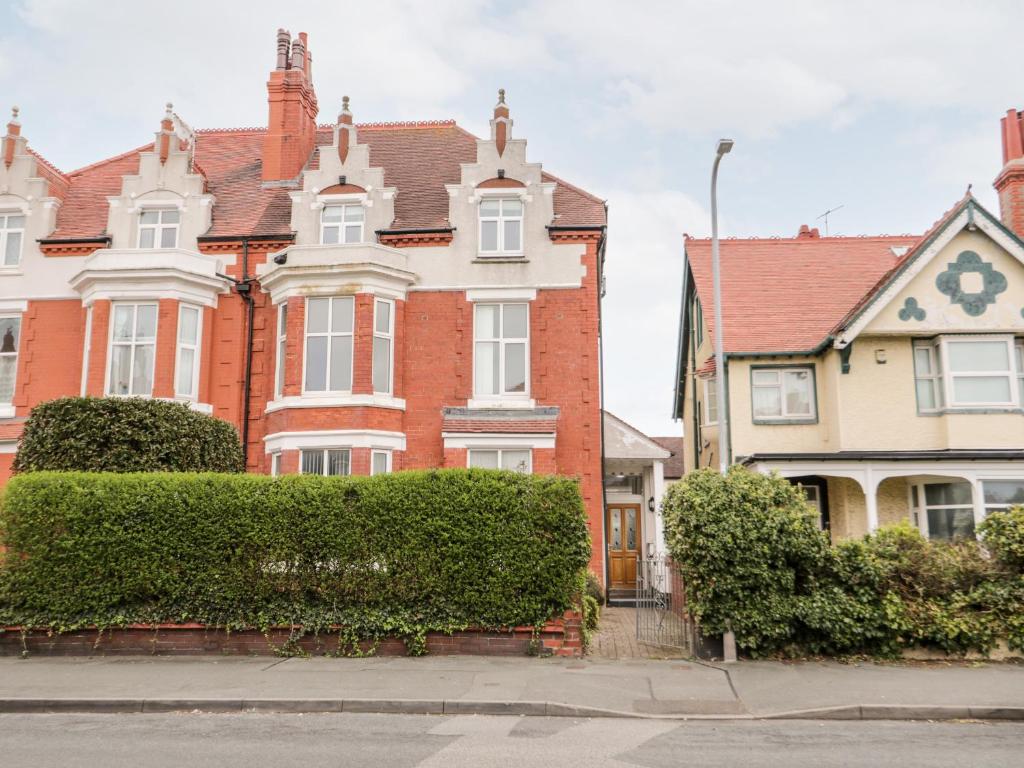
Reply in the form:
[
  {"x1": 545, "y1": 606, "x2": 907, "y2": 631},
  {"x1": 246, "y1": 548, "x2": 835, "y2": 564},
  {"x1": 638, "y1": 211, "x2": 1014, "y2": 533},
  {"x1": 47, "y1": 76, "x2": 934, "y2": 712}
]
[{"x1": 0, "y1": 30, "x2": 608, "y2": 575}]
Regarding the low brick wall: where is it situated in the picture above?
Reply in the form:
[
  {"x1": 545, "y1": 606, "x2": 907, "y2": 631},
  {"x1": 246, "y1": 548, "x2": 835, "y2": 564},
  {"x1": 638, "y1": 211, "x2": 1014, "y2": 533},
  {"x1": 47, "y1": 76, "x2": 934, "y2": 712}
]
[{"x1": 1, "y1": 611, "x2": 583, "y2": 658}]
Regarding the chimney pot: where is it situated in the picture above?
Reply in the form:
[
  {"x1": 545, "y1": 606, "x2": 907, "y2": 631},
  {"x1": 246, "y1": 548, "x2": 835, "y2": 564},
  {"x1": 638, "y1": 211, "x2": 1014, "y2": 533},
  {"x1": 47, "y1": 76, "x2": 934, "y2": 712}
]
[
  {"x1": 276, "y1": 29, "x2": 291, "y2": 70},
  {"x1": 262, "y1": 28, "x2": 319, "y2": 181}
]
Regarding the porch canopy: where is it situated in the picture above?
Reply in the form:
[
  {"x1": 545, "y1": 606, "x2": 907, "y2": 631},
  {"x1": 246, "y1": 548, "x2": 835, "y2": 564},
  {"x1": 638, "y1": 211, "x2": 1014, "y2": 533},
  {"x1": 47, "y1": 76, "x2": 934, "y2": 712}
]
[{"x1": 742, "y1": 449, "x2": 1024, "y2": 538}]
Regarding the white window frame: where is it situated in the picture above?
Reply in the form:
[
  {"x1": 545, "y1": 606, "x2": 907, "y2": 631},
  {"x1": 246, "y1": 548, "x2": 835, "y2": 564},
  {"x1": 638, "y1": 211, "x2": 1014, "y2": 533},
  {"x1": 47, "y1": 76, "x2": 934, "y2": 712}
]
[
  {"x1": 174, "y1": 304, "x2": 202, "y2": 401},
  {"x1": 0, "y1": 314, "x2": 21, "y2": 406},
  {"x1": 137, "y1": 208, "x2": 180, "y2": 250},
  {"x1": 915, "y1": 335, "x2": 1021, "y2": 411},
  {"x1": 372, "y1": 297, "x2": 394, "y2": 395},
  {"x1": 320, "y1": 203, "x2": 364, "y2": 245},
  {"x1": 478, "y1": 196, "x2": 524, "y2": 256},
  {"x1": 702, "y1": 378, "x2": 718, "y2": 425},
  {"x1": 370, "y1": 449, "x2": 392, "y2": 475},
  {"x1": 80, "y1": 306, "x2": 93, "y2": 396},
  {"x1": 1017, "y1": 341, "x2": 1024, "y2": 407},
  {"x1": 473, "y1": 303, "x2": 530, "y2": 400},
  {"x1": 910, "y1": 480, "x2": 976, "y2": 540},
  {"x1": 981, "y1": 478, "x2": 1024, "y2": 516},
  {"x1": 750, "y1": 366, "x2": 816, "y2": 422},
  {"x1": 302, "y1": 296, "x2": 355, "y2": 394},
  {"x1": 467, "y1": 447, "x2": 533, "y2": 474},
  {"x1": 106, "y1": 302, "x2": 158, "y2": 397},
  {"x1": 299, "y1": 447, "x2": 352, "y2": 476},
  {"x1": 270, "y1": 452, "x2": 281, "y2": 477},
  {"x1": 275, "y1": 302, "x2": 288, "y2": 399},
  {"x1": 0, "y1": 211, "x2": 26, "y2": 267},
  {"x1": 913, "y1": 340, "x2": 944, "y2": 413}
]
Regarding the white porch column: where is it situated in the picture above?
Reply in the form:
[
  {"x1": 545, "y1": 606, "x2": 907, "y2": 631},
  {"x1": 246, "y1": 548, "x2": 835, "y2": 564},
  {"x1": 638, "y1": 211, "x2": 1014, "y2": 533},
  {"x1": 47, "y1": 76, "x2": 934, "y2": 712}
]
[
  {"x1": 865, "y1": 466, "x2": 879, "y2": 533},
  {"x1": 971, "y1": 477, "x2": 986, "y2": 529},
  {"x1": 652, "y1": 459, "x2": 666, "y2": 556}
]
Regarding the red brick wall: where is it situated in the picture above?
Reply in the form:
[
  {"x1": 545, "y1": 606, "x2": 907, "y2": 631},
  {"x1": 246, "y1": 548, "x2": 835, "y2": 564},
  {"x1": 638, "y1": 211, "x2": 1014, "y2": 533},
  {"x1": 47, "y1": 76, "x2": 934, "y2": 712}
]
[
  {"x1": 2, "y1": 611, "x2": 582, "y2": 657},
  {"x1": 14, "y1": 300, "x2": 85, "y2": 414},
  {"x1": 2, "y1": 240, "x2": 606, "y2": 575},
  {"x1": 997, "y1": 174, "x2": 1024, "y2": 239}
]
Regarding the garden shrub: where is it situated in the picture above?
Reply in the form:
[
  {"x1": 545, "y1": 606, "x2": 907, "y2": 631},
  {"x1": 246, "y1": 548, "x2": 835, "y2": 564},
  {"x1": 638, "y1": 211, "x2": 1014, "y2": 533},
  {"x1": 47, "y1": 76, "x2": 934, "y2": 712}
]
[
  {"x1": 13, "y1": 397, "x2": 243, "y2": 474},
  {"x1": 0, "y1": 469, "x2": 591, "y2": 651},
  {"x1": 661, "y1": 467, "x2": 830, "y2": 654},
  {"x1": 585, "y1": 570, "x2": 606, "y2": 605},
  {"x1": 662, "y1": 467, "x2": 1024, "y2": 658},
  {"x1": 979, "y1": 506, "x2": 1024, "y2": 572}
]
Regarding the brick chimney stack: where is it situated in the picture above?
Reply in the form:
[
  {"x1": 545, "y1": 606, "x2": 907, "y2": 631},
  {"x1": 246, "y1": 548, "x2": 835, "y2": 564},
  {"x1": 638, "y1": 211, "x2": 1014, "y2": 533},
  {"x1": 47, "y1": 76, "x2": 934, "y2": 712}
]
[
  {"x1": 995, "y1": 108, "x2": 1024, "y2": 238},
  {"x1": 261, "y1": 29, "x2": 319, "y2": 183}
]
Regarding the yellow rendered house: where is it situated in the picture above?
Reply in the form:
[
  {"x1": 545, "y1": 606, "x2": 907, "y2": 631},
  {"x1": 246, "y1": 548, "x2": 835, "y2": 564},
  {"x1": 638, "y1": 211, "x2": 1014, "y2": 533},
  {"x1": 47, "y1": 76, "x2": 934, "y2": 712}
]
[{"x1": 672, "y1": 110, "x2": 1024, "y2": 542}]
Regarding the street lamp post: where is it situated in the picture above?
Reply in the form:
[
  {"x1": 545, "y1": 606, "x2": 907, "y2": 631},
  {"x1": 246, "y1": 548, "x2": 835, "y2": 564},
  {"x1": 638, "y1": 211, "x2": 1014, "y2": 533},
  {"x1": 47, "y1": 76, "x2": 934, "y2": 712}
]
[{"x1": 711, "y1": 139, "x2": 733, "y2": 474}]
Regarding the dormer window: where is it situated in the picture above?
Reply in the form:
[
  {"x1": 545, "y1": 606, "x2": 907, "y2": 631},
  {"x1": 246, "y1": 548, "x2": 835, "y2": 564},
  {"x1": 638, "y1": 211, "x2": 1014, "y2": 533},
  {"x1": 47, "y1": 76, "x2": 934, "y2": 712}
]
[
  {"x1": 1, "y1": 213, "x2": 25, "y2": 267},
  {"x1": 321, "y1": 203, "x2": 363, "y2": 244},
  {"x1": 138, "y1": 209, "x2": 179, "y2": 249},
  {"x1": 479, "y1": 198, "x2": 522, "y2": 255}
]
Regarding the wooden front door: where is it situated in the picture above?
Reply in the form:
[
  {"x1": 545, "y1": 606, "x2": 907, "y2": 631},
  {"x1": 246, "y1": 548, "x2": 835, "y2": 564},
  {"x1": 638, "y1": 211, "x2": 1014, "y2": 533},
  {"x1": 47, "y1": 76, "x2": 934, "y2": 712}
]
[{"x1": 606, "y1": 504, "x2": 641, "y2": 588}]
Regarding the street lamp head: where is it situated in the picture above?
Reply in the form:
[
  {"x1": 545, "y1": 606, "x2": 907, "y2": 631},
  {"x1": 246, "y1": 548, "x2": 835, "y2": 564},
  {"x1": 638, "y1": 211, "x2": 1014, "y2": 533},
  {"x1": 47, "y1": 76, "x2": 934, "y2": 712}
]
[{"x1": 716, "y1": 138, "x2": 734, "y2": 156}]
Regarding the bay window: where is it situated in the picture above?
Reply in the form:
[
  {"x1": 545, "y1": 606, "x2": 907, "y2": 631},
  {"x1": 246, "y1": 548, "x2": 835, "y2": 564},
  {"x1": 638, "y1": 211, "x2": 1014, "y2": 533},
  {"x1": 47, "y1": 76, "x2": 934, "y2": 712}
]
[
  {"x1": 479, "y1": 197, "x2": 523, "y2": 255},
  {"x1": 108, "y1": 303, "x2": 157, "y2": 396},
  {"x1": 372, "y1": 298, "x2": 394, "y2": 395},
  {"x1": 914, "y1": 336, "x2": 1021, "y2": 411},
  {"x1": 750, "y1": 366, "x2": 815, "y2": 422},
  {"x1": 138, "y1": 209, "x2": 179, "y2": 249},
  {"x1": 0, "y1": 316, "x2": 21, "y2": 405},
  {"x1": 174, "y1": 304, "x2": 201, "y2": 400},
  {"x1": 468, "y1": 448, "x2": 531, "y2": 473},
  {"x1": 321, "y1": 203, "x2": 363, "y2": 244},
  {"x1": 304, "y1": 297, "x2": 354, "y2": 392},
  {"x1": 300, "y1": 448, "x2": 351, "y2": 476},
  {"x1": 474, "y1": 303, "x2": 528, "y2": 398},
  {"x1": 1, "y1": 213, "x2": 25, "y2": 266}
]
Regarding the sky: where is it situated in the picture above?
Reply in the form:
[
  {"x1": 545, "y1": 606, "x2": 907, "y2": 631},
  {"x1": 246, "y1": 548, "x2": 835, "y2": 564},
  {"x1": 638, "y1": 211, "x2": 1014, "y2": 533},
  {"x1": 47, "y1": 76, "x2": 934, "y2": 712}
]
[{"x1": 2, "y1": 0, "x2": 1022, "y2": 436}]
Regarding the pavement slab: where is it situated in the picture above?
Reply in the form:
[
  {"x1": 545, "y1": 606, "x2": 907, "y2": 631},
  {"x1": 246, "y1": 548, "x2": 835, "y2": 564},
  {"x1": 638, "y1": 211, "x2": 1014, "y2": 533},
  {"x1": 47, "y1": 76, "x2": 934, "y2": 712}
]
[{"x1": 0, "y1": 654, "x2": 1022, "y2": 720}]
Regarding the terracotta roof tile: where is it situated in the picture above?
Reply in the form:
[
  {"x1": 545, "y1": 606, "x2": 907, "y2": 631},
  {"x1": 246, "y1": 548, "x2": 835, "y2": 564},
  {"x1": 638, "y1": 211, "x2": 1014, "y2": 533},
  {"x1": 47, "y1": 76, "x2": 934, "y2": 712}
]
[
  {"x1": 687, "y1": 233, "x2": 920, "y2": 355},
  {"x1": 47, "y1": 121, "x2": 605, "y2": 241},
  {"x1": 652, "y1": 436, "x2": 684, "y2": 478}
]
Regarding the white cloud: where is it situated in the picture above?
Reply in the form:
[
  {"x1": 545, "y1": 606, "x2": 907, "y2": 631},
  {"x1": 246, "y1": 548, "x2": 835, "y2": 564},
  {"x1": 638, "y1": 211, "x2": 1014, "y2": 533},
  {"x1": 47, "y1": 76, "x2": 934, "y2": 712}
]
[
  {"x1": 602, "y1": 189, "x2": 710, "y2": 435},
  {"x1": 528, "y1": 0, "x2": 1023, "y2": 136}
]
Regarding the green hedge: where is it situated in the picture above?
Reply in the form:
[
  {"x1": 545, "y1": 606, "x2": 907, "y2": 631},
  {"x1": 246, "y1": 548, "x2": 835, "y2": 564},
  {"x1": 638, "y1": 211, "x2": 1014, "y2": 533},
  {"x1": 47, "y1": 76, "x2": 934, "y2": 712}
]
[
  {"x1": 0, "y1": 469, "x2": 590, "y2": 651},
  {"x1": 663, "y1": 467, "x2": 1024, "y2": 658},
  {"x1": 13, "y1": 397, "x2": 243, "y2": 474}
]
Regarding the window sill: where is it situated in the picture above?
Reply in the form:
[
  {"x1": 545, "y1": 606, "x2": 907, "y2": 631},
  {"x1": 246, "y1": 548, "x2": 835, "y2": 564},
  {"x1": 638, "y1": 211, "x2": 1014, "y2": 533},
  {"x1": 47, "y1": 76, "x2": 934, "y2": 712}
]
[
  {"x1": 466, "y1": 397, "x2": 536, "y2": 410},
  {"x1": 752, "y1": 417, "x2": 818, "y2": 426},
  {"x1": 0, "y1": 268, "x2": 23, "y2": 276},
  {"x1": 919, "y1": 407, "x2": 1024, "y2": 417},
  {"x1": 0, "y1": 404, "x2": 15, "y2": 419},
  {"x1": 266, "y1": 394, "x2": 407, "y2": 413},
  {"x1": 474, "y1": 255, "x2": 528, "y2": 263}
]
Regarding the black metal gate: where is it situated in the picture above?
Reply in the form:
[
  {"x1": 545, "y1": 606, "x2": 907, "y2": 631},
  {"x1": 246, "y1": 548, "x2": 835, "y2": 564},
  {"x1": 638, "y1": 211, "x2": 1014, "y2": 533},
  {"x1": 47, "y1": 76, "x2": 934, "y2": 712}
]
[{"x1": 635, "y1": 556, "x2": 693, "y2": 652}]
